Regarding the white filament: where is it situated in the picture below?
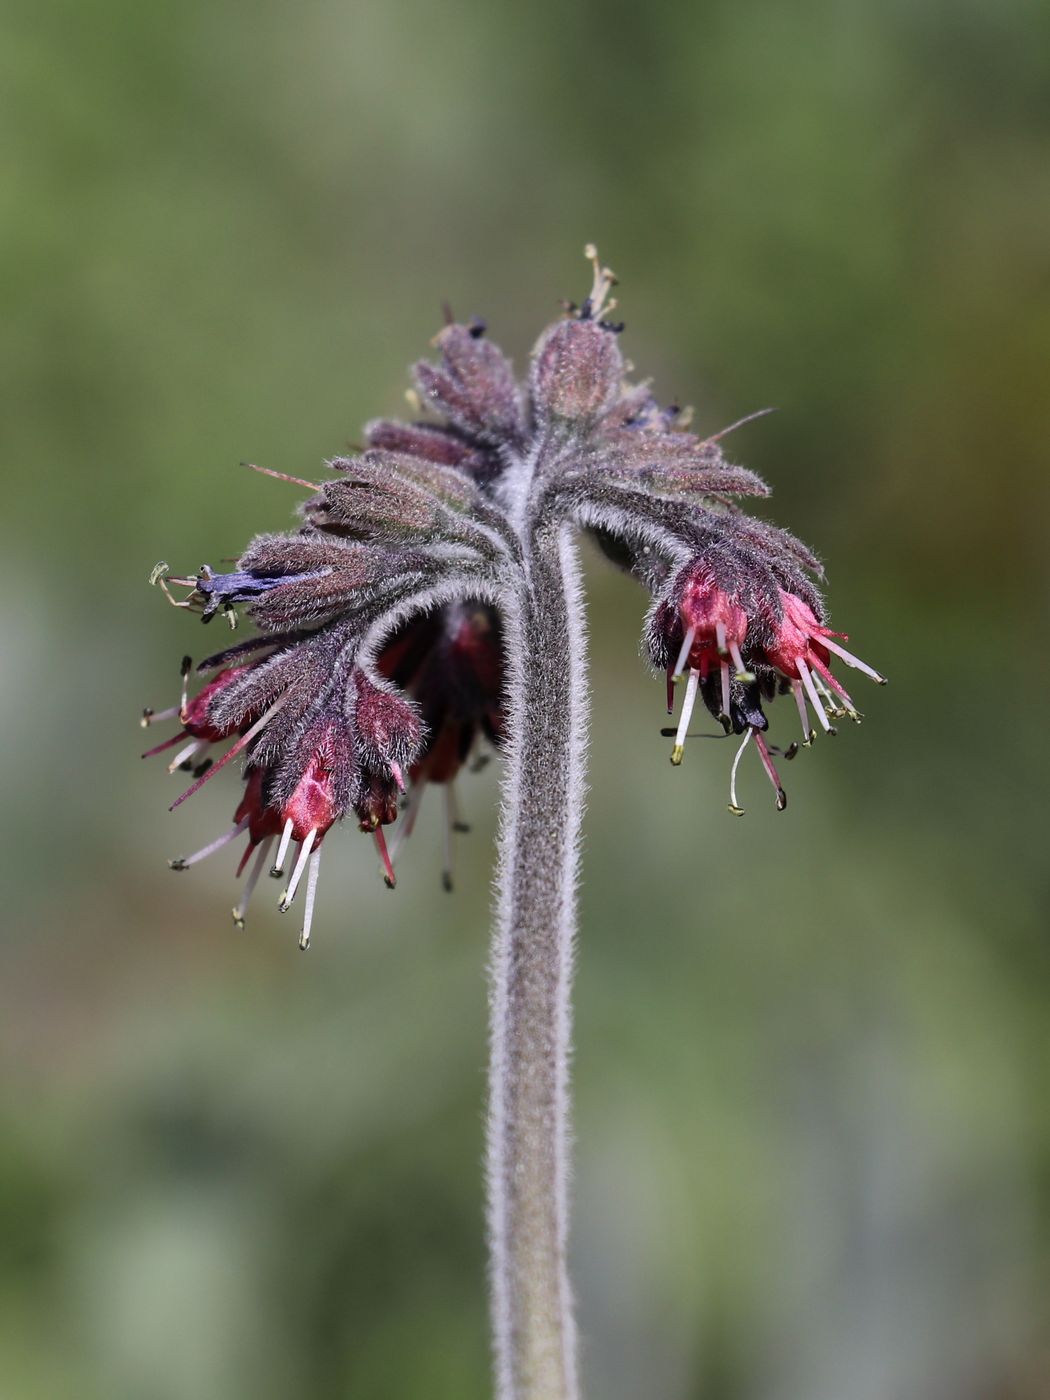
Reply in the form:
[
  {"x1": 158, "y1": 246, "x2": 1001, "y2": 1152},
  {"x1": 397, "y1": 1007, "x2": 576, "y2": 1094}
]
[
  {"x1": 233, "y1": 837, "x2": 273, "y2": 926},
  {"x1": 674, "y1": 625, "x2": 696, "y2": 678},
  {"x1": 729, "y1": 727, "x2": 754, "y2": 811},
  {"x1": 272, "y1": 818, "x2": 294, "y2": 877},
  {"x1": 674, "y1": 669, "x2": 700, "y2": 754},
  {"x1": 280, "y1": 828, "x2": 317, "y2": 909},
  {"x1": 298, "y1": 848, "x2": 322, "y2": 950}
]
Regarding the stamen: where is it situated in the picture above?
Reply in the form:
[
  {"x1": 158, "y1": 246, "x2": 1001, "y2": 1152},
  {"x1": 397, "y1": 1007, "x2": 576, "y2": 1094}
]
[
  {"x1": 797, "y1": 660, "x2": 833, "y2": 734},
  {"x1": 141, "y1": 705, "x2": 179, "y2": 729},
  {"x1": 819, "y1": 636, "x2": 886, "y2": 684},
  {"x1": 298, "y1": 848, "x2": 323, "y2": 950},
  {"x1": 169, "y1": 693, "x2": 288, "y2": 811},
  {"x1": 271, "y1": 818, "x2": 295, "y2": 878},
  {"x1": 169, "y1": 816, "x2": 249, "y2": 871},
  {"x1": 812, "y1": 670, "x2": 847, "y2": 719},
  {"x1": 279, "y1": 829, "x2": 317, "y2": 911},
  {"x1": 753, "y1": 732, "x2": 787, "y2": 811},
  {"x1": 791, "y1": 680, "x2": 816, "y2": 745},
  {"x1": 670, "y1": 669, "x2": 700, "y2": 766},
  {"x1": 151, "y1": 562, "x2": 200, "y2": 612},
  {"x1": 674, "y1": 625, "x2": 697, "y2": 679},
  {"x1": 728, "y1": 728, "x2": 754, "y2": 815},
  {"x1": 390, "y1": 761, "x2": 405, "y2": 793},
  {"x1": 180, "y1": 656, "x2": 192, "y2": 716},
  {"x1": 166, "y1": 738, "x2": 204, "y2": 774},
  {"x1": 728, "y1": 640, "x2": 751, "y2": 679},
  {"x1": 811, "y1": 657, "x2": 863, "y2": 722},
  {"x1": 665, "y1": 668, "x2": 675, "y2": 716},
  {"x1": 719, "y1": 658, "x2": 731, "y2": 726},
  {"x1": 583, "y1": 243, "x2": 618, "y2": 321},
  {"x1": 232, "y1": 837, "x2": 273, "y2": 927},
  {"x1": 374, "y1": 826, "x2": 396, "y2": 889}
]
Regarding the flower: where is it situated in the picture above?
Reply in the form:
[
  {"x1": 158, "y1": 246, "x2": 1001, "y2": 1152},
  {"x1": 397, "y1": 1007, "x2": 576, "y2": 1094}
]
[
  {"x1": 653, "y1": 561, "x2": 885, "y2": 813},
  {"x1": 763, "y1": 588, "x2": 886, "y2": 741}
]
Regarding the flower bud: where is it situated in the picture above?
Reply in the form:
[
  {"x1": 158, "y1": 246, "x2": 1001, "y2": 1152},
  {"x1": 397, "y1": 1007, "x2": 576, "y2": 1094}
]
[
  {"x1": 182, "y1": 666, "x2": 253, "y2": 740},
  {"x1": 530, "y1": 318, "x2": 623, "y2": 425},
  {"x1": 352, "y1": 669, "x2": 425, "y2": 785},
  {"x1": 354, "y1": 772, "x2": 400, "y2": 831},
  {"x1": 413, "y1": 322, "x2": 523, "y2": 446}
]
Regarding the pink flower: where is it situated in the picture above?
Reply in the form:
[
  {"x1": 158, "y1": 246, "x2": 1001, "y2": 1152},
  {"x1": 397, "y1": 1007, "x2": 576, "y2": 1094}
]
[{"x1": 763, "y1": 589, "x2": 886, "y2": 743}]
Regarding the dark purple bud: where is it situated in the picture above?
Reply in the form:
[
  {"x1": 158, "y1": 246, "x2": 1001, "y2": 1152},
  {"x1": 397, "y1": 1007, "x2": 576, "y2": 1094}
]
[
  {"x1": 529, "y1": 317, "x2": 624, "y2": 426},
  {"x1": 329, "y1": 450, "x2": 479, "y2": 513},
  {"x1": 413, "y1": 323, "x2": 523, "y2": 446},
  {"x1": 352, "y1": 669, "x2": 425, "y2": 785},
  {"x1": 364, "y1": 419, "x2": 490, "y2": 474},
  {"x1": 303, "y1": 472, "x2": 439, "y2": 540},
  {"x1": 354, "y1": 771, "x2": 400, "y2": 831},
  {"x1": 604, "y1": 432, "x2": 771, "y2": 500}
]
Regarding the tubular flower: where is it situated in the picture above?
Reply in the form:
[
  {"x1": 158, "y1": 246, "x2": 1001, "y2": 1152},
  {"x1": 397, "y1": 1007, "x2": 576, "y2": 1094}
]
[{"x1": 145, "y1": 245, "x2": 883, "y2": 945}]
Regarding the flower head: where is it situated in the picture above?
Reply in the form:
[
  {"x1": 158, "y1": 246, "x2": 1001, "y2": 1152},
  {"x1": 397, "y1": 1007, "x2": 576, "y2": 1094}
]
[{"x1": 145, "y1": 245, "x2": 883, "y2": 943}]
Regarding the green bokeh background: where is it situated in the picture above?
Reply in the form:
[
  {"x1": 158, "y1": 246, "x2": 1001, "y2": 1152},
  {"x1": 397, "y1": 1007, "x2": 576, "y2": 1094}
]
[{"x1": 2, "y1": 0, "x2": 1048, "y2": 1396}]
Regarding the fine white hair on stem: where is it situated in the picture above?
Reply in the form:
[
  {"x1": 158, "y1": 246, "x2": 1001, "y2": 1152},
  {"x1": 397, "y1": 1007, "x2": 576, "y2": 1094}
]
[{"x1": 487, "y1": 525, "x2": 586, "y2": 1400}]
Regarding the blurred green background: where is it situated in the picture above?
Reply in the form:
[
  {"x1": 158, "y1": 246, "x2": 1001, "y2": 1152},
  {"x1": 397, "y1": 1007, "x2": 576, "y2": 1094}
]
[{"x1": 2, "y1": 0, "x2": 1048, "y2": 1395}]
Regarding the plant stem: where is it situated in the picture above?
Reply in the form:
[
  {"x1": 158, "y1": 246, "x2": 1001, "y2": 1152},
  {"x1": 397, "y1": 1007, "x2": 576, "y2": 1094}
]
[{"x1": 488, "y1": 524, "x2": 587, "y2": 1400}]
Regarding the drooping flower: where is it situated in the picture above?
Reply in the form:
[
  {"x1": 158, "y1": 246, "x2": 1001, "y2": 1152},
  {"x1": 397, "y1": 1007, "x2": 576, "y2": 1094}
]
[{"x1": 763, "y1": 588, "x2": 885, "y2": 742}]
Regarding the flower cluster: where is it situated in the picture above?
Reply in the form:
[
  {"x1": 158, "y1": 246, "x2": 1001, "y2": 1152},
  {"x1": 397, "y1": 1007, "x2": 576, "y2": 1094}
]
[{"x1": 145, "y1": 247, "x2": 882, "y2": 947}]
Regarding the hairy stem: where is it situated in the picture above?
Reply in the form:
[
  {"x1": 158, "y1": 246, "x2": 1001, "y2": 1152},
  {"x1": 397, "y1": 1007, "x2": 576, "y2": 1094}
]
[{"x1": 488, "y1": 524, "x2": 587, "y2": 1400}]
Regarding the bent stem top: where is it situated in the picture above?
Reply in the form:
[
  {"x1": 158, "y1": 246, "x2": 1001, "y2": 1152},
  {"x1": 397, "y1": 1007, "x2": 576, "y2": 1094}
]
[{"x1": 144, "y1": 246, "x2": 884, "y2": 1398}]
